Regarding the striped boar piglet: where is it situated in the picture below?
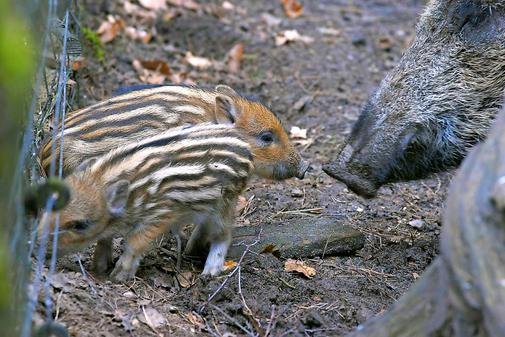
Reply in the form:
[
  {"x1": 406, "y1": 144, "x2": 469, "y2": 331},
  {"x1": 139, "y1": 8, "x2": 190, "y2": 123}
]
[
  {"x1": 40, "y1": 85, "x2": 309, "y2": 179},
  {"x1": 40, "y1": 123, "x2": 297, "y2": 281}
]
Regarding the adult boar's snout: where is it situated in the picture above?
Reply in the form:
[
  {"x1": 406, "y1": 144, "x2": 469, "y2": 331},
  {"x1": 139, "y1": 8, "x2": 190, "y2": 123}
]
[
  {"x1": 323, "y1": 140, "x2": 388, "y2": 198},
  {"x1": 323, "y1": 161, "x2": 379, "y2": 198}
]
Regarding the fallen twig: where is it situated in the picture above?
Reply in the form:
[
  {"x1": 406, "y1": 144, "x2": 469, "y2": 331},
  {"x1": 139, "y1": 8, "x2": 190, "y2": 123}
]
[
  {"x1": 264, "y1": 305, "x2": 277, "y2": 337},
  {"x1": 238, "y1": 266, "x2": 264, "y2": 335},
  {"x1": 209, "y1": 304, "x2": 257, "y2": 337},
  {"x1": 77, "y1": 254, "x2": 97, "y2": 296},
  {"x1": 273, "y1": 207, "x2": 323, "y2": 218}
]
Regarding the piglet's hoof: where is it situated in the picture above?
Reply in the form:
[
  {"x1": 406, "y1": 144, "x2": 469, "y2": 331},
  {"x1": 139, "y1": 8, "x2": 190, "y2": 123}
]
[
  {"x1": 201, "y1": 264, "x2": 224, "y2": 276},
  {"x1": 93, "y1": 243, "x2": 114, "y2": 275},
  {"x1": 202, "y1": 254, "x2": 225, "y2": 276},
  {"x1": 93, "y1": 254, "x2": 113, "y2": 276},
  {"x1": 110, "y1": 259, "x2": 136, "y2": 282},
  {"x1": 110, "y1": 266, "x2": 134, "y2": 283}
]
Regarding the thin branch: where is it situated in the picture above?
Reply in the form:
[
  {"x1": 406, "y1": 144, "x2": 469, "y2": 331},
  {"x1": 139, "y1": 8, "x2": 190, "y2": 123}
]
[{"x1": 209, "y1": 304, "x2": 257, "y2": 337}]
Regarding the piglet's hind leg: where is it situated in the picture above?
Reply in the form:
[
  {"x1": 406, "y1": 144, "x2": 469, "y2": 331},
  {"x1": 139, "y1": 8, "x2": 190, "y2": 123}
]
[{"x1": 110, "y1": 222, "x2": 170, "y2": 282}]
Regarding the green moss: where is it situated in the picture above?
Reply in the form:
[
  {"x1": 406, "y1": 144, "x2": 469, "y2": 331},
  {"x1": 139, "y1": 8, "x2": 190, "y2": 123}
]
[
  {"x1": 82, "y1": 27, "x2": 105, "y2": 62},
  {"x1": 0, "y1": 5, "x2": 36, "y2": 126}
]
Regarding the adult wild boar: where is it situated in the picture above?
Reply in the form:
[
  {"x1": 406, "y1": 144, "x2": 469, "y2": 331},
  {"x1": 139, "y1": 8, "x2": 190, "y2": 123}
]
[{"x1": 323, "y1": 0, "x2": 505, "y2": 198}]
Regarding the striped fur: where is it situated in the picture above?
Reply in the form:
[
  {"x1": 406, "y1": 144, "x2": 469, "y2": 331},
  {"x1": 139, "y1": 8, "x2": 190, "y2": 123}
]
[
  {"x1": 43, "y1": 123, "x2": 254, "y2": 281},
  {"x1": 40, "y1": 85, "x2": 295, "y2": 177}
]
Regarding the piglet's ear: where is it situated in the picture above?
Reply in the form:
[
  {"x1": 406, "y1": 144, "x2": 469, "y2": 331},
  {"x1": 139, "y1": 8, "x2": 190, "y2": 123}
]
[
  {"x1": 105, "y1": 180, "x2": 130, "y2": 217},
  {"x1": 75, "y1": 157, "x2": 98, "y2": 172},
  {"x1": 215, "y1": 95, "x2": 240, "y2": 125},
  {"x1": 215, "y1": 84, "x2": 238, "y2": 97}
]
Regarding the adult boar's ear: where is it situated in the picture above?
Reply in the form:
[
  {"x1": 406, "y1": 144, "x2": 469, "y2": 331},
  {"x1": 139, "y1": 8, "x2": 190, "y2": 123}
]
[
  {"x1": 449, "y1": 1, "x2": 505, "y2": 44},
  {"x1": 105, "y1": 180, "x2": 130, "y2": 217},
  {"x1": 215, "y1": 95, "x2": 240, "y2": 125}
]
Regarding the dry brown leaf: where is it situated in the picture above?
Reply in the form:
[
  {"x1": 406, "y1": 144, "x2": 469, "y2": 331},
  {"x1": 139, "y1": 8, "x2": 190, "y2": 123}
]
[
  {"x1": 176, "y1": 271, "x2": 194, "y2": 288},
  {"x1": 139, "y1": 0, "x2": 167, "y2": 10},
  {"x1": 71, "y1": 57, "x2": 85, "y2": 71},
  {"x1": 281, "y1": 0, "x2": 303, "y2": 18},
  {"x1": 260, "y1": 244, "x2": 280, "y2": 257},
  {"x1": 226, "y1": 43, "x2": 244, "y2": 73},
  {"x1": 169, "y1": 71, "x2": 191, "y2": 84},
  {"x1": 124, "y1": 26, "x2": 153, "y2": 43},
  {"x1": 124, "y1": 0, "x2": 139, "y2": 13},
  {"x1": 185, "y1": 52, "x2": 213, "y2": 69},
  {"x1": 275, "y1": 30, "x2": 314, "y2": 46},
  {"x1": 124, "y1": 1, "x2": 158, "y2": 20},
  {"x1": 186, "y1": 311, "x2": 205, "y2": 328},
  {"x1": 284, "y1": 258, "x2": 316, "y2": 278},
  {"x1": 290, "y1": 126, "x2": 308, "y2": 139},
  {"x1": 132, "y1": 59, "x2": 168, "y2": 84},
  {"x1": 66, "y1": 79, "x2": 77, "y2": 88},
  {"x1": 138, "y1": 307, "x2": 166, "y2": 329},
  {"x1": 162, "y1": 8, "x2": 179, "y2": 21},
  {"x1": 223, "y1": 260, "x2": 238, "y2": 271},
  {"x1": 139, "y1": 59, "x2": 171, "y2": 75},
  {"x1": 235, "y1": 195, "x2": 248, "y2": 214},
  {"x1": 222, "y1": 1, "x2": 234, "y2": 10},
  {"x1": 97, "y1": 15, "x2": 125, "y2": 43},
  {"x1": 167, "y1": 0, "x2": 200, "y2": 10}
]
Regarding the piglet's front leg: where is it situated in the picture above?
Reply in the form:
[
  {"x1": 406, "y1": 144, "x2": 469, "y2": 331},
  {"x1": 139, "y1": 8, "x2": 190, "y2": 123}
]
[
  {"x1": 93, "y1": 237, "x2": 113, "y2": 275},
  {"x1": 202, "y1": 237, "x2": 231, "y2": 276},
  {"x1": 110, "y1": 222, "x2": 169, "y2": 282},
  {"x1": 189, "y1": 216, "x2": 231, "y2": 276}
]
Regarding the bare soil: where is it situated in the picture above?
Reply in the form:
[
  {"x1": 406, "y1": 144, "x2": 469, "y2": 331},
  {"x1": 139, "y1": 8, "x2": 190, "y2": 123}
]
[{"x1": 37, "y1": 1, "x2": 453, "y2": 336}]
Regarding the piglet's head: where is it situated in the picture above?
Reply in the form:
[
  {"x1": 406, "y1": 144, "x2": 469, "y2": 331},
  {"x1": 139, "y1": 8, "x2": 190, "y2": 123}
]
[
  {"x1": 214, "y1": 85, "x2": 310, "y2": 180},
  {"x1": 39, "y1": 159, "x2": 131, "y2": 255}
]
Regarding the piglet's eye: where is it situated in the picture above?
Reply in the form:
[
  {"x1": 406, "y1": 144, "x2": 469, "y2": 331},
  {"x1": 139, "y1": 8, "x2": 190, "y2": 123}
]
[
  {"x1": 66, "y1": 220, "x2": 92, "y2": 231},
  {"x1": 258, "y1": 131, "x2": 274, "y2": 145}
]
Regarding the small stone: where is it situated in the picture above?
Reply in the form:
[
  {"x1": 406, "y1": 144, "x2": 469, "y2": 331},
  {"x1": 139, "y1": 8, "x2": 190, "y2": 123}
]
[
  {"x1": 123, "y1": 291, "x2": 136, "y2": 298},
  {"x1": 291, "y1": 188, "x2": 304, "y2": 197},
  {"x1": 292, "y1": 95, "x2": 313, "y2": 111},
  {"x1": 377, "y1": 36, "x2": 394, "y2": 51},
  {"x1": 351, "y1": 31, "x2": 366, "y2": 46},
  {"x1": 302, "y1": 311, "x2": 325, "y2": 328},
  {"x1": 356, "y1": 207, "x2": 364, "y2": 212},
  {"x1": 168, "y1": 305, "x2": 178, "y2": 313},
  {"x1": 408, "y1": 219, "x2": 425, "y2": 229},
  {"x1": 49, "y1": 273, "x2": 68, "y2": 290},
  {"x1": 261, "y1": 13, "x2": 282, "y2": 27}
]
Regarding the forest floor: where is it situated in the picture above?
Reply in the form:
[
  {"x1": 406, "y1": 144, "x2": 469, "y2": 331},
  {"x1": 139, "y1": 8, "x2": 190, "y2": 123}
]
[{"x1": 36, "y1": 1, "x2": 452, "y2": 336}]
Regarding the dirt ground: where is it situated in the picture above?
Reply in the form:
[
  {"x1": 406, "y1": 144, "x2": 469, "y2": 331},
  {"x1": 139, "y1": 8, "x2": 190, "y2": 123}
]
[{"x1": 36, "y1": 1, "x2": 454, "y2": 336}]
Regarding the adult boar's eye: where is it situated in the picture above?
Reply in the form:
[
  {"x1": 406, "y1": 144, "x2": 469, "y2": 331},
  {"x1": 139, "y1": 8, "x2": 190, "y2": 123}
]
[
  {"x1": 258, "y1": 131, "x2": 275, "y2": 146},
  {"x1": 67, "y1": 220, "x2": 92, "y2": 231}
]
